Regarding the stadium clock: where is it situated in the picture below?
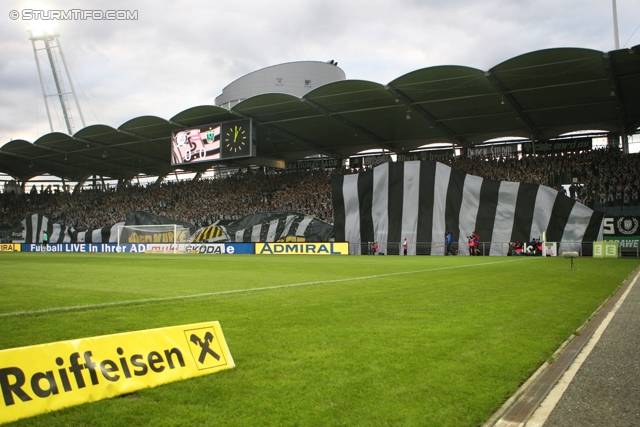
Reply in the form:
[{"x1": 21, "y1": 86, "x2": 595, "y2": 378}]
[
  {"x1": 220, "y1": 119, "x2": 253, "y2": 159},
  {"x1": 224, "y1": 124, "x2": 247, "y2": 153}
]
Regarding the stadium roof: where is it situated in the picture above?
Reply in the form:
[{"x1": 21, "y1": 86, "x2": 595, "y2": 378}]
[{"x1": 1, "y1": 45, "x2": 639, "y2": 183}]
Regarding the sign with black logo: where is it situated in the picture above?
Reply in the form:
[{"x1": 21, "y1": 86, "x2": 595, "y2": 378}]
[{"x1": 603, "y1": 216, "x2": 640, "y2": 236}]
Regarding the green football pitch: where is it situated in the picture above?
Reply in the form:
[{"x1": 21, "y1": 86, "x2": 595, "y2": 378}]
[{"x1": 1, "y1": 253, "x2": 638, "y2": 426}]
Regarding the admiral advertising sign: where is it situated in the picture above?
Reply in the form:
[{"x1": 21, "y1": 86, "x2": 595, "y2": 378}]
[
  {"x1": 0, "y1": 322, "x2": 234, "y2": 424},
  {"x1": 255, "y1": 242, "x2": 349, "y2": 255}
]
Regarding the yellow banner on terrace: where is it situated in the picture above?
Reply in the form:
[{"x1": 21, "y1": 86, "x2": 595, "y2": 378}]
[
  {"x1": 255, "y1": 242, "x2": 349, "y2": 255},
  {"x1": 0, "y1": 321, "x2": 234, "y2": 424}
]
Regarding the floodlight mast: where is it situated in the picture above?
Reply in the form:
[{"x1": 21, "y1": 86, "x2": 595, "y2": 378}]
[
  {"x1": 28, "y1": 29, "x2": 86, "y2": 135},
  {"x1": 612, "y1": 0, "x2": 620, "y2": 49}
]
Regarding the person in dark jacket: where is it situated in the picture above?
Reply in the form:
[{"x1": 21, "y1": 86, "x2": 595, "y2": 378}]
[{"x1": 446, "y1": 231, "x2": 455, "y2": 255}]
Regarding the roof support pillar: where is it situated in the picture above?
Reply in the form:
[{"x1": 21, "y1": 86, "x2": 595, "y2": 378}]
[
  {"x1": 116, "y1": 178, "x2": 130, "y2": 189},
  {"x1": 602, "y1": 53, "x2": 629, "y2": 153},
  {"x1": 73, "y1": 176, "x2": 88, "y2": 194}
]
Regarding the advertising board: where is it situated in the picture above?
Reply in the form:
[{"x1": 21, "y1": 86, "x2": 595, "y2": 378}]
[
  {"x1": 0, "y1": 322, "x2": 234, "y2": 424},
  {"x1": 185, "y1": 243, "x2": 254, "y2": 254},
  {"x1": 19, "y1": 243, "x2": 255, "y2": 254},
  {"x1": 255, "y1": 242, "x2": 349, "y2": 255}
]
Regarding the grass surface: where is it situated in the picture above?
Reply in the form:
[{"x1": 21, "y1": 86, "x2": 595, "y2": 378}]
[{"x1": 0, "y1": 253, "x2": 638, "y2": 426}]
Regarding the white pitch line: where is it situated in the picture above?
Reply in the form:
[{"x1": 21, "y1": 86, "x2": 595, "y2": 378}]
[
  {"x1": 523, "y1": 268, "x2": 640, "y2": 427},
  {"x1": 1, "y1": 258, "x2": 529, "y2": 318}
]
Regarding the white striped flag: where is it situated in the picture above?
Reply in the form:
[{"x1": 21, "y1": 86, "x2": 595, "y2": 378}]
[{"x1": 331, "y1": 160, "x2": 604, "y2": 255}]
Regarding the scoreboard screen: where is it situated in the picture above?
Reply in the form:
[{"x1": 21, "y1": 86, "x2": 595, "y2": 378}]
[{"x1": 171, "y1": 119, "x2": 255, "y2": 166}]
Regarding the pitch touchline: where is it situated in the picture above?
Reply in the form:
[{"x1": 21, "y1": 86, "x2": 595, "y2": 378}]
[
  {"x1": 1, "y1": 258, "x2": 529, "y2": 318},
  {"x1": 522, "y1": 268, "x2": 640, "y2": 426}
]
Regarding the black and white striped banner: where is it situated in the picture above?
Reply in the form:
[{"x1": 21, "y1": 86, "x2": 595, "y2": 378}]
[
  {"x1": 21, "y1": 214, "x2": 74, "y2": 244},
  {"x1": 74, "y1": 223, "x2": 125, "y2": 243},
  {"x1": 332, "y1": 160, "x2": 604, "y2": 255},
  {"x1": 220, "y1": 212, "x2": 333, "y2": 243},
  {"x1": 21, "y1": 214, "x2": 123, "y2": 244}
]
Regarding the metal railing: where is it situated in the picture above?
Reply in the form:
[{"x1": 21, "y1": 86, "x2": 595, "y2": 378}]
[{"x1": 353, "y1": 241, "x2": 639, "y2": 258}]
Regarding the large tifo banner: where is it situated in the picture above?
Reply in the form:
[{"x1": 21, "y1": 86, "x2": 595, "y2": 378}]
[
  {"x1": 193, "y1": 212, "x2": 334, "y2": 243},
  {"x1": 17, "y1": 211, "x2": 331, "y2": 244},
  {"x1": 0, "y1": 322, "x2": 234, "y2": 424},
  {"x1": 332, "y1": 160, "x2": 604, "y2": 255}
]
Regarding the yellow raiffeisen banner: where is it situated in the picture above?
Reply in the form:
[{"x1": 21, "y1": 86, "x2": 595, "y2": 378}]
[
  {"x1": 255, "y1": 242, "x2": 349, "y2": 255},
  {"x1": 0, "y1": 321, "x2": 234, "y2": 424}
]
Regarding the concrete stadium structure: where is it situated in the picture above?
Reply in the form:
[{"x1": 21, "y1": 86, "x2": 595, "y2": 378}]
[{"x1": 215, "y1": 60, "x2": 345, "y2": 109}]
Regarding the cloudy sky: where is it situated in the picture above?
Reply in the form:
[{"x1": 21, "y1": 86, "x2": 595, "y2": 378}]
[{"x1": 1, "y1": 0, "x2": 639, "y2": 146}]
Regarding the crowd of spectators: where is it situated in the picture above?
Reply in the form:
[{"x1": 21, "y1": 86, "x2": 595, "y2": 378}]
[
  {"x1": 0, "y1": 169, "x2": 334, "y2": 229},
  {"x1": 442, "y1": 148, "x2": 639, "y2": 208},
  {"x1": 1, "y1": 147, "x2": 638, "y2": 231}
]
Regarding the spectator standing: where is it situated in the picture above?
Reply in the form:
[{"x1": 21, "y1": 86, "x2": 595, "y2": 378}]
[{"x1": 445, "y1": 231, "x2": 454, "y2": 255}]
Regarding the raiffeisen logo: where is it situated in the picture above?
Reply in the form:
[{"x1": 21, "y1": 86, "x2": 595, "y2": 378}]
[
  {"x1": 0, "y1": 322, "x2": 234, "y2": 424},
  {"x1": 0, "y1": 347, "x2": 186, "y2": 406}
]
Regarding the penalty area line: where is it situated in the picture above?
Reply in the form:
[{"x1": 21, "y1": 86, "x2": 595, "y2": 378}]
[{"x1": 0, "y1": 258, "x2": 529, "y2": 318}]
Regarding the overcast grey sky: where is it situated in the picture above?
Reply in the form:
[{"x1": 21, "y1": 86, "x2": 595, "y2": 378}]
[{"x1": 1, "y1": 0, "x2": 639, "y2": 146}]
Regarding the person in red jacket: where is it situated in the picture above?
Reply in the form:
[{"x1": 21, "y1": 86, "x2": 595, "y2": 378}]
[
  {"x1": 511, "y1": 241, "x2": 523, "y2": 255},
  {"x1": 469, "y1": 231, "x2": 481, "y2": 255},
  {"x1": 468, "y1": 232, "x2": 477, "y2": 256}
]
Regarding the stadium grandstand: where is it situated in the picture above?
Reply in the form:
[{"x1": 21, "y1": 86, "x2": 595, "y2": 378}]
[
  {"x1": 1, "y1": 148, "x2": 638, "y2": 230},
  {"x1": 1, "y1": 46, "x2": 639, "y2": 253}
]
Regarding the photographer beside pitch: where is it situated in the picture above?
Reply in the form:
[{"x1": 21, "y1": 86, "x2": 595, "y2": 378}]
[{"x1": 468, "y1": 231, "x2": 481, "y2": 256}]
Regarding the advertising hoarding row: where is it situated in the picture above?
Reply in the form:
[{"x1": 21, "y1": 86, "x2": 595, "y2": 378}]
[{"x1": 15, "y1": 242, "x2": 350, "y2": 255}]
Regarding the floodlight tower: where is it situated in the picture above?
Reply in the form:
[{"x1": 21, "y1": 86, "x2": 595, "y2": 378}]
[
  {"x1": 612, "y1": 0, "x2": 620, "y2": 49},
  {"x1": 28, "y1": 29, "x2": 85, "y2": 134}
]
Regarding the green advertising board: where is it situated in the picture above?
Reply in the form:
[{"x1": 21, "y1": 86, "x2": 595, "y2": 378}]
[
  {"x1": 603, "y1": 236, "x2": 639, "y2": 256},
  {"x1": 593, "y1": 241, "x2": 619, "y2": 258}
]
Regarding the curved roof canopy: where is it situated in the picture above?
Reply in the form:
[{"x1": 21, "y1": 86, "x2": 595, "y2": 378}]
[{"x1": 2, "y1": 45, "x2": 639, "y2": 182}]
